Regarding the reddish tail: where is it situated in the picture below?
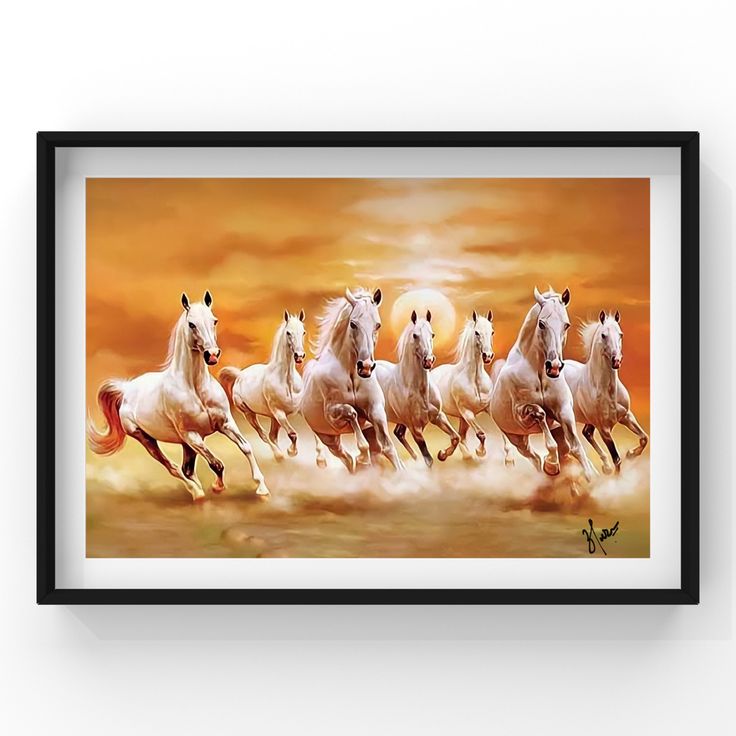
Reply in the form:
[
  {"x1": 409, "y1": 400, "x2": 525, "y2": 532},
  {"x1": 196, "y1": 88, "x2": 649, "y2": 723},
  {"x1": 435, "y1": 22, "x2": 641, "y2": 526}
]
[
  {"x1": 218, "y1": 366, "x2": 240, "y2": 406},
  {"x1": 87, "y1": 380, "x2": 127, "y2": 455}
]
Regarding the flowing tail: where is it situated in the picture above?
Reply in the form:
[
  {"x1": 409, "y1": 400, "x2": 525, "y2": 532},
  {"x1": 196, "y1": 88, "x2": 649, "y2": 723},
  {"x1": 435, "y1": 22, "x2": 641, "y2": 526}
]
[
  {"x1": 87, "y1": 380, "x2": 127, "y2": 455},
  {"x1": 218, "y1": 366, "x2": 240, "y2": 406}
]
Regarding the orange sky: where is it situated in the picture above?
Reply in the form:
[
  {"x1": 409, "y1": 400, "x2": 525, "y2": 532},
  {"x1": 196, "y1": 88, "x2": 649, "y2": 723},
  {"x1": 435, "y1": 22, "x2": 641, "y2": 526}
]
[{"x1": 86, "y1": 178, "x2": 650, "y2": 413}]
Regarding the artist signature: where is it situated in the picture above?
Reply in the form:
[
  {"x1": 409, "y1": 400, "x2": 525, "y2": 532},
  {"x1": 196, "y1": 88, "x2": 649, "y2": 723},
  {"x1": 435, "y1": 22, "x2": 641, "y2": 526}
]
[{"x1": 581, "y1": 518, "x2": 620, "y2": 556}]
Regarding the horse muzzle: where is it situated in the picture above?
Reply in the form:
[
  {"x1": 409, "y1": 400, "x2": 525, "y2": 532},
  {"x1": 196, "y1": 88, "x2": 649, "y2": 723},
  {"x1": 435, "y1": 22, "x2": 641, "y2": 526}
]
[
  {"x1": 204, "y1": 349, "x2": 221, "y2": 366},
  {"x1": 545, "y1": 359, "x2": 563, "y2": 378},
  {"x1": 294, "y1": 352, "x2": 306, "y2": 365},
  {"x1": 612, "y1": 356, "x2": 622, "y2": 370},
  {"x1": 482, "y1": 352, "x2": 494, "y2": 365},
  {"x1": 422, "y1": 355, "x2": 436, "y2": 370},
  {"x1": 356, "y1": 360, "x2": 375, "y2": 378}
]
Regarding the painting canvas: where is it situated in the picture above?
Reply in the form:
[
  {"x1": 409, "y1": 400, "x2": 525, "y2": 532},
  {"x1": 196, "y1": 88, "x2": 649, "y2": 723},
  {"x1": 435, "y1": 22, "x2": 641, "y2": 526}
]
[{"x1": 85, "y1": 177, "x2": 650, "y2": 559}]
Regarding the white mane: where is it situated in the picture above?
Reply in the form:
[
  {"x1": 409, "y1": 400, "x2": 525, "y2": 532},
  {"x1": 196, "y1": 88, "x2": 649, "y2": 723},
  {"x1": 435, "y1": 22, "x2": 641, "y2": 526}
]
[
  {"x1": 161, "y1": 312, "x2": 187, "y2": 369},
  {"x1": 313, "y1": 287, "x2": 373, "y2": 359},
  {"x1": 453, "y1": 320, "x2": 475, "y2": 362},
  {"x1": 269, "y1": 322, "x2": 288, "y2": 363}
]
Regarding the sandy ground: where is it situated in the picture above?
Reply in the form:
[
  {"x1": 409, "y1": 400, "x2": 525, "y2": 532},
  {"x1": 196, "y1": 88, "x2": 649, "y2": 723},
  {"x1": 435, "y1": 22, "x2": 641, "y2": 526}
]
[{"x1": 86, "y1": 416, "x2": 650, "y2": 559}]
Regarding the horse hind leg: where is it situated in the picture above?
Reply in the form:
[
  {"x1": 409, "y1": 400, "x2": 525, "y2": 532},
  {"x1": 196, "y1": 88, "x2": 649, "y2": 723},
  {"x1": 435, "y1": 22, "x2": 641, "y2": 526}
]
[
  {"x1": 457, "y1": 417, "x2": 473, "y2": 460},
  {"x1": 326, "y1": 403, "x2": 371, "y2": 467},
  {"x1": 429, "y1": 410, "x2": 460, "y2": 462},
  {"x1": 271, "y1": 408, "x2": 299, "y2": 458},
  {"x1": 313, "y1": 432, "x2": 328, "y2": 468},
  {"x1": 178, "y1": 430, "x2": 227, "y2": 494},
  {"x1": 393, "y1": 424, "x2": 418, "y2": 461},
  {"x1": 317, "y1": 432, "x2": 355, "y2": 473},
  {"x1": 409, "y1": 427, "x2": 433, "y2": 468},
  {"x1": 582, "y1": 423, "x2": 614, "y2": 474},
  {"x1": 128, "y1": 427, "x2": 205, "y2": 502},
  {"x1": 239, "y1": 401, "x2": 284, "y2": 461},
  {"x1": 502, "y1": 433, "x2": 515, "y2": 468}
]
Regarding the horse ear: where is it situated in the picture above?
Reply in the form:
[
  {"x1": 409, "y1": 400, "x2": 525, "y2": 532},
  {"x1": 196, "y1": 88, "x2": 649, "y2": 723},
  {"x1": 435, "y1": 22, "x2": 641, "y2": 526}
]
[
  {"x1": 599, "y1": 310, "x2": 606, "y2": 324},
  {"x1": 373, "y1": 288, "x2": 382, "y2": 306},
  {"x1": 410, "y1": 309, "x2": 417, "y2": 324},
  {"x1": 284, "y1": 309, "x2": 289, "y2": 323},
  {"x1": 533, "y1": 287, "x2": 544, "y2": 306},
  {"x1": 181, "y1": 293, "x2": 190, "y2": 312},
  {"x1": 561, "y1": 288, "x2": 571, "y2": 306},
  {"x1": 204, "y1": 290, "x2": 213, "y2": 307},
  {"x1": 472, "y1": 310, "x2": 478, "y2": 322},
  {"x1": 426, "y1": 310, "x2": 432, "y2": 323},
  {"x1": 614, "y1": 310, "x2": 621, "y2": 323},
  {"x1": 487, "y1": 309, "x2": 493, "y2": 322},
  {"x1": 345, "y1": 287, "x2": 357, "y2": 306},
  {"x1": 299, "y1": 308, "x2": 306, "y2": 322}
]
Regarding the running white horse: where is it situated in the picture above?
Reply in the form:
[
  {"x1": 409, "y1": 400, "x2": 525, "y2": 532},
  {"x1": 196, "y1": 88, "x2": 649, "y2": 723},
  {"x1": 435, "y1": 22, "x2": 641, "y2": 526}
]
[
  {"x1": 300, "y1": 287, "x2": 403, "y2": 472},
  {"x1": 376, "y1": 309, "x2": 461, "y2": 466},
  {"x1": 431, "y1": 310, "x2": 496, "y2": 460},
  {"x1": 87, "y1": 291, "x2": 270, "y2": 501},
  {"x1": 564, "y1": 310, "x2": 649, "y2": 473},
  {"x1": 219, "y1": 310, "x2": 306, "y2": 461},
  {"x1": 490, "y1": 287, "x2": 595, "y2": 483}
]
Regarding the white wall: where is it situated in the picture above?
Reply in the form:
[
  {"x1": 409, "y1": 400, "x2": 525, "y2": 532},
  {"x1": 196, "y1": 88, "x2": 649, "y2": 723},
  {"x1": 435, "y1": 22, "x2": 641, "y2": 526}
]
[{"x1": 0, "y1": 1, "x2": 732, "y2": 733}]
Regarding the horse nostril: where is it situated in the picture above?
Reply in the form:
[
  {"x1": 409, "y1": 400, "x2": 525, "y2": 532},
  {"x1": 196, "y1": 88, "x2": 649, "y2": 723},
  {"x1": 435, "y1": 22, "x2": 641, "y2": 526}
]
[{"x1": 545, "y1": 360, "x2": 552, "y2": 370}]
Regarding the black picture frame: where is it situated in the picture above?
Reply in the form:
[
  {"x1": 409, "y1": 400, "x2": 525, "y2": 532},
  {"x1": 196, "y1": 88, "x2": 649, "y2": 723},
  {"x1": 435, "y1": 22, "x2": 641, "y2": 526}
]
[{"x1": 37, "y1": 131, "x2": 699, "y2": 605}]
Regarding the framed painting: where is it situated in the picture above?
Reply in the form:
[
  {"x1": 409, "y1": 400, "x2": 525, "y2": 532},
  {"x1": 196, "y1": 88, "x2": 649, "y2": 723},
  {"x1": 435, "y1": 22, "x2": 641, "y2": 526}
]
[{"x1": 37, "y1": 132, "x2": 699, "y2": 604}]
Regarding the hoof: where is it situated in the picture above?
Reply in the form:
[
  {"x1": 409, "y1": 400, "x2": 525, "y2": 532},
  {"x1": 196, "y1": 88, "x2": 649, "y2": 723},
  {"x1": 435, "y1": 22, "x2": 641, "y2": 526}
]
[
  {"x1": 476, "y1": 447, "x2": 487, "y2": 458},
  {"x1": 210, "y1": 483, "x2": 225, "y2": 495},
  {"x1": 287, "y1": 445, "x2": 298, "y2": 457},
  {"x1": 192, "y1": 495, "x2": 208, "y2": 505},
  {"x1": 273, "y1": 453, "x2": 285, "y2": 463},
  {"x1": 504, "y1": 457, "x2": 515, "y2": 468},
  {"x1": 615, "y1": 462, "x2": 622, "y2": 475},
  {"x1": 602, "y1": 463, "x2": 614, "y2": 475},
  {"x1": 316, "y1": 457, "x2": 327, "y2": 469},
  {"x1": 423, "y1": 456, "x2": 433, "y2": 468},
  {"x1": 543, "y1": 459, "x2": 561, "y2": 476},
  {"x1": 437, "y1": 450, "x2": 448, "y2": 462},
  {"x1": 255, "y1": 484, "x2": 271, "y2": 497}
]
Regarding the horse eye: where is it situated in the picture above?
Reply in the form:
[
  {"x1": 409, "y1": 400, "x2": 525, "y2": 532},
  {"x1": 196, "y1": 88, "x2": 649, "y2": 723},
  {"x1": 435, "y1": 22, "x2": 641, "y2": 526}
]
[
  {"x1": 474, "y1": 331, "x2": 480, "y2": 337},
  {"x1": 602, "y1": 333, "x2": 608, "y2": 339},
  {"x1": 376, "y1": 323, "x2": 381, "y2": 330},
  {"x1": 188, "y1": 322, "x2": 196, "y2": 330},
  {"x1": 350, "y1": 321, "x2": 357, "y2": 329},
  {"x1": 431, "y1": 333, "x2": 436, "y2": 339},
  {"x1": 413, "y1": 333, "x2": 419, "y2": 339},
  {"x1": 213, "y1": 319, "x2": 218, "y2": 325},
  {"x1": 563, "y1": 323, "x2": 570, "y2": 331},
  {"x1": 538, "y1": 321, "x2": 545, "y2": 330},
  {"x1": 287, "y1": 331, "x2": 292, "y2": 337}
]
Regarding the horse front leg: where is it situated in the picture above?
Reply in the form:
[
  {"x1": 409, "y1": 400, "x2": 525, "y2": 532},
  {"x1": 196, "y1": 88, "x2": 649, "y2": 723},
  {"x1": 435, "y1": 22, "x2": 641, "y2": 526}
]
[
  {"x1": 517, "y1": 404, "x2": 559, "y2": 475},
  {"x1": 326, "y1": 403, "x2": 370, "y2": 467},
  {"x1": 271, "y1": 407, "x2": 299, "y2": 457},
  {"x1": 598, "y1": 428, "x2": 622, "y2": 474},
  {"x1": 366, "y1": 404, "x2": 404, "y2": 471},
  {"x1": 219, "y1": 419, "x2": 270, "y2": 496},
  {"x1": 504, "y1": 432, "x2": 543, "y2": 472},
  {"x1": 238, "y1": 401, "x2": 283, "y2": 461},
  {"x1": 393, "y1": 424, "x2": 418, "y2": 460},
  {"x1": 430, "y1": 410, "x2": 461, "y2": 462},
  {"x1": 409, "y1": 425, "x2": 433, "y2": 468},
  {"x1": 619, "y1": 410, "x2": 649, "y2": 458},
  {"x1": 458, "y1": 405, "x2": 487, "y2": 458},
  {"x1": 316, "y1": 432, "x2": 355, "y2": 473}
]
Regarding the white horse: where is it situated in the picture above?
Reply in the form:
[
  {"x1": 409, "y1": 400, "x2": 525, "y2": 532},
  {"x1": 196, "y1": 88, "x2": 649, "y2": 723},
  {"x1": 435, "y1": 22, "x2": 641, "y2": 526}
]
[
  {"x1": 87, "y1": 291, "x2": 270, "y2": 501},
  {"x1": 431, "y1": 310, "x2": 496, "y2": 460},
  {"x1": 375, "y1": 309, "x2": 461, "y2": 466},
  {"x1": 490, "y1": 287, "x2": 595, "y2": 483},
  {"x1": 219, "y1": 310, "x2": 306, "y2": 461},
  {"x1": 564, "y1": 310, "x2": 649, "y2": 473},
  {"x1": 300, "y1": 287, "x2": 403, "y2": 472}
]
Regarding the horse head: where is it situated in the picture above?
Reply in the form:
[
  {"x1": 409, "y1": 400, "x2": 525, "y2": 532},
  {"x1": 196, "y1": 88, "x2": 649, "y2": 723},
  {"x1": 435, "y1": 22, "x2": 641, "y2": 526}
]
[
  {"x1": 345, "y1": 287, "x2": 382, "y2": 378},
  {"x1": 409, "y1": 309, "x2": 436, "y2": 370},
  {"x1": 533, "y1": 286, "x2": 571, "y2": 378},
  {"x1": 472, "y1": 309, "x2": 495, "y2": 365},
  {"x1": 284, "y1": 308, "x2": 307, "y2": 364},
  {"x1": 181, "y1": 290, "x2": 220, "y2": 366},
  {"x1": 597, "y1": 309, "x2": 623, "y2": 369}
]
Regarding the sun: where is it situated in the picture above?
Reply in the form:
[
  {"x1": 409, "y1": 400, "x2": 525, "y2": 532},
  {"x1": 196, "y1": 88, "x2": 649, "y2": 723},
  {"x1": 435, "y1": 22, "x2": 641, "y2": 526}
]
[{"x1": 390, "y1": 289, "x2": 457, "y2": 349}]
